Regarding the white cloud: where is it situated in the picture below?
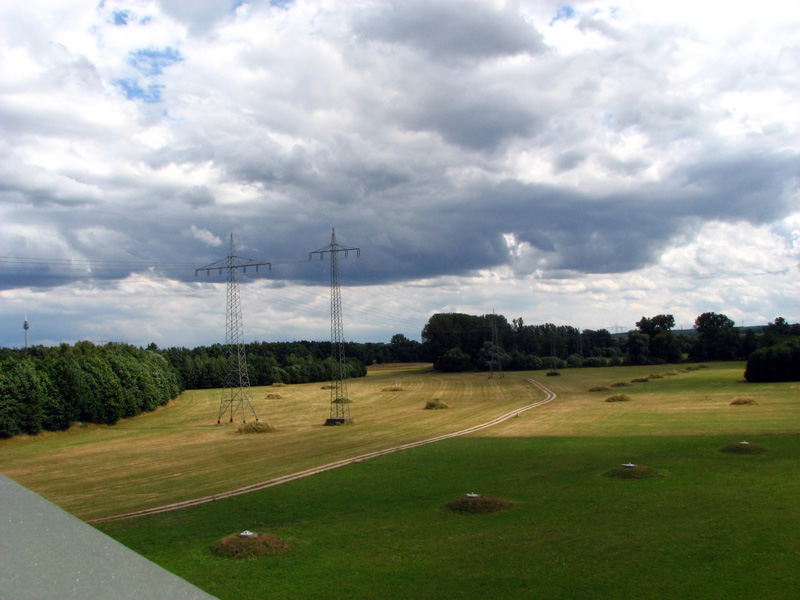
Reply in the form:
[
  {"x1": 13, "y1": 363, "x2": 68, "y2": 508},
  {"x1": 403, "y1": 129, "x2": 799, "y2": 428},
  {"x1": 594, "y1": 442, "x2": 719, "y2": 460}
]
[
  {"x1": 184, "y1": 225, "x2": 222, "y2": 247},
  {"x1": 1, "y1": 0, "x2": 799, "y2": 347}
]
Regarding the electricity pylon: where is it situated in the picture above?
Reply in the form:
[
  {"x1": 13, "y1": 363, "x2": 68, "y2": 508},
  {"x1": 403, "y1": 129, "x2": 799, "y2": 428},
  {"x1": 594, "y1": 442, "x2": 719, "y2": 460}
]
[
  {"x1": 310, "y1": 229, "x2": 359, "y2": 425},
  {"x1": 196, "y1": 234, "x2": 270, "y2": 424},
  {"x1": 489, "y1": 311, "x2": 504, "y2": 379}
]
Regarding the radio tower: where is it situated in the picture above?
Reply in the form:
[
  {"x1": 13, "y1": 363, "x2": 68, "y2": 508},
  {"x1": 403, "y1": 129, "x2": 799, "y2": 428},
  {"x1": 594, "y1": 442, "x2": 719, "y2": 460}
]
[
  {"x1": 196, "y1": 234, "x2": 271, "y2": 424},
  {"x1": 310, "y1": 229, "x2": 359, "y2": 426},
  {"x1": 488, "y1": 311, "x2": 504, "y2": 379},
  {"x1": 23, "y1": 312, "x2": 29, "y2": 350}
]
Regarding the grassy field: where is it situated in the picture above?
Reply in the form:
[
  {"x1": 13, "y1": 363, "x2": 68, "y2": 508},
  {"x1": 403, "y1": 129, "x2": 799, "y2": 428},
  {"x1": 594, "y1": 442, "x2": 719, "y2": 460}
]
[{"x1": 3, "y1": 362, "x2": 800, "y2": 598}]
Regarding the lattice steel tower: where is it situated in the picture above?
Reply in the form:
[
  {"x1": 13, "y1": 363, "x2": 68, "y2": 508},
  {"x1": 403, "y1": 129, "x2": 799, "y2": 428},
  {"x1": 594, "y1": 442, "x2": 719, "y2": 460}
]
[
  {"x1": 197, "y1": 234, "x2": 271, "y2": 424},
  {"x1": 310, "y1": 229, "x2": 360, "y2": 425}
]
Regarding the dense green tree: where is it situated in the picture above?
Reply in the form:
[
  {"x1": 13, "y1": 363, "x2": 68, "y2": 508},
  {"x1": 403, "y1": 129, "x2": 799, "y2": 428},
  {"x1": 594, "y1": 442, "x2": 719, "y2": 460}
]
[
  {"x1": 692, "y1": 312, "x2": 739, "y2": 360},
  {"x1": 625, "y1": 331, "x2": 650, "y2": 365}
]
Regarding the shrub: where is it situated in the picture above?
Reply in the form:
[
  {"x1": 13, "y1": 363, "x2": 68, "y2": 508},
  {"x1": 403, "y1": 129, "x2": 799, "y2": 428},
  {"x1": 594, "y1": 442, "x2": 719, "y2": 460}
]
[
  {"x1": 630, "y1": 378, "x2": 649, "y2": 383},
  {"x1": 583, "y1": 356, "x2": 607, "y2": 368},
  {"x1": 647, "y1": 373, "x2": 664, "y2": 380},
  {"x1": 211, "y1": 533, "x2": 289, "y2": 559},
  {"x1": 610, "y1": 381, "x2": 631, "y2": 387},
  {"x1": 605, "y1": 394, "x2": 631, "y2": 403},
  {"x1": 589, "y1": 385, "x2": 609, "y2": 392},
  {"x1": 265, "y1": 393, "x2": 283, "y2": 399},
  {"x1": 332, "y1": 397, "x2": 351, "y2": 404},
  {"x1": 445, "y1": 495, "x2": 511, "y2": 514},
  {"x1": 425, "y1": 399, "x2": 449, "y2": 410},
  {"x1": 546, "y1": 370, "x2": 561, "y2": 377},
  {"x1": 237, "y1": 421, "x2": 273, "y2": 434}
]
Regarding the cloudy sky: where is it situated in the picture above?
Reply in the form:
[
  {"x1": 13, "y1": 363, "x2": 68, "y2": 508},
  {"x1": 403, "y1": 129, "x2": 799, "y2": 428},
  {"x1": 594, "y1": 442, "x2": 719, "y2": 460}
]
[{"x1": 1, "y1": 0, "x2": 798, "y2": 349}]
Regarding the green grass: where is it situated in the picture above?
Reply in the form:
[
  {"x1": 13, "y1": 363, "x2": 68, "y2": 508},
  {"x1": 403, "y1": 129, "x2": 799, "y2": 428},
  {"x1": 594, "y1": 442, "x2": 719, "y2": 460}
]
[{"x1": 96, "y1": 434, "x2": 800, "y2": 600}]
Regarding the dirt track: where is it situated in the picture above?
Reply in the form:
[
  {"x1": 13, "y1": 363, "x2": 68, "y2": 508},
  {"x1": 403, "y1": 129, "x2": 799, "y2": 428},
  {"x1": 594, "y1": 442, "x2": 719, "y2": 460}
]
[{"x1": 87, "y1": 377, "x2": 556, "y2": 523}]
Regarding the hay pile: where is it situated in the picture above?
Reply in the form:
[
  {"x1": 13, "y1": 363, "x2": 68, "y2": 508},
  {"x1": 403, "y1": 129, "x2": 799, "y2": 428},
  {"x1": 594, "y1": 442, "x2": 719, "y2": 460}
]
[
  {"x1": 425, "y1": 399, "x2": 449, "y2": 410},
  {"x1": 211, "y1": 533, "x2": 289, "y2": 559},
  {"x1": 237, "y1": 421, "x2": 274, "y2": 434},
  {"x1": 720, "y1": 442, "x2": 767, "y2": 454},
  {"x1": 603, "y1": 464, "x2": 661, "y2": 479},
  {"x1": 730, "y1": 397, "x2": 757, "y2": 406},
  {"x1": 605, "y1": 394, "x2": 631, "y2": 403},
  {"x1": 445, "y1": 495, "x2": 511, "y2": 514}
]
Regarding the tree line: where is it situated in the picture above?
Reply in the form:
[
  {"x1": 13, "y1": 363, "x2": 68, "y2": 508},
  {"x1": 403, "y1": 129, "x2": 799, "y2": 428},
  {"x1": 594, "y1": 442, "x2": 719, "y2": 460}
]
[
  {"x1": 160, "y1": 340, "x2": 369, "y2": 389},
  {"x1": 0, "y1": 342, "x2": 182, "y2": 438},
  {"x1": 420, "y1": 312, "x2": 799, "y2": 381}
]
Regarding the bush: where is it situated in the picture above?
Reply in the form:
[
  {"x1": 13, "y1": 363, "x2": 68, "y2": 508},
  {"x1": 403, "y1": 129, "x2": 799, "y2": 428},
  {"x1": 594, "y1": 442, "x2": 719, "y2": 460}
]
[
  {"x1": 589, "y1": 385, "x2": 609, "y2": 392},
  {"x1": 605, "y1": 394, "x2": 631, "y2": 403},
  {"x1": 610, "y1": 382, "x2": 631, "y2": 387},
  {"x1": 583, "y1": 356, "x2": 607, "y2": 368},
  {"x1": 745, "y1": 339, "x2": 800, "y2": 382},
  {"x1": 265, "y1": 393, "x2": 283, "y2": 399},
  {"x1": 630, "y1": 378, "x2": 649, "y2": 383}
]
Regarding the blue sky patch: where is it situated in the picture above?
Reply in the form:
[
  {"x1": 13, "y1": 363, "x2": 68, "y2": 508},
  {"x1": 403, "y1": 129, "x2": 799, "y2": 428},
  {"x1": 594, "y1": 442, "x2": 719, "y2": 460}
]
[
  {"x1": 128, "y1": 47, "x2": 182, "y2": 76},
  {"x1": 113, "y1": 10, "x2": 130, "y2": 26},
  {"x1": 550, "y1": 4, "x2": 576, "y2": 26},
  {"x1": 113, "y1": 78, "x2": 164, "y2": 103}
]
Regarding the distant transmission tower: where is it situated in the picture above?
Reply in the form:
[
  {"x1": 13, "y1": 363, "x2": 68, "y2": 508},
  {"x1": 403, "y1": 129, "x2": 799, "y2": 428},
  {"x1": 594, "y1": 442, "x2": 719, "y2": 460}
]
[
  {"x1": 310, "y1": 229, "x2": 359, "y2": 426},
  {"x1": 489, "y1": 311, "x2": 504, "y2": 379},
  {"x1": 196, "y1": 234, "x2": 271, "y2": 424},
  {"x1": 23, "y1": 312, "x2": 29, "y2": 349}
]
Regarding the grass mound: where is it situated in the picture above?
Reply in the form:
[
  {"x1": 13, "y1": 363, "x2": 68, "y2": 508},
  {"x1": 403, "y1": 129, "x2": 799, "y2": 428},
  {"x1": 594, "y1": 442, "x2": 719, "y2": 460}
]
[
  {"x1": 332, "y1": 397, "x2": 351, "y2": 404},
  {"x1": 730, "y1": 396, "x2": 757, "y2": 406},
  {"x1": 720, "y1": 442, "x2": 767, "y2": 454},
  {"x1": 265, "y1": 393, "x2": 284, "y2": 399},
  {"x1": 647, "y1": 373, "x2": 664, "y2": 380},
  {"x1": 237, "y1": 421, "x2": 274, "y2": 434},
  {"x1": 611, "y1": 381, "x2": 631, "y2": 387},
  {"x1": 589, "y1": 385, "x2": 609, "y2": 392},
  {"x1": 382, "y1": 384, "x2": 404, "y2": 392},
  {"x1": 211, "y1": 533, "x2": 289, "y2": 559},
  {"x1": 605, "y1": 394, "x2": 631, "y2": 403},
  {"x1": 630, "y1": 378, "x2": 649, "y2": 383},
  {"x1": 425, "y1": 399, "x2": 449, "y2": 410},
  {"x1": 603, "y1": 464, "x2": 661, "y2": 479},
  {"x1": 445, "y1": 495, "x2": 511, "y2": 514}
]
